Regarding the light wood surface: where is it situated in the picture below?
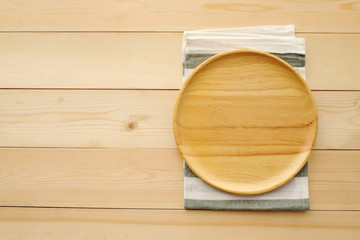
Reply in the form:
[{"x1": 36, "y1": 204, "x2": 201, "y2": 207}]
[
  {"x1": 0, "y1": 149, "x2": 359, "y2": 210},
  {"x1": 0, "y1": 207, "x2": 359, "y2": 240},
  {"x1": 0, "y1": 0, "x2": 359, "y2": 238},
  {"x1": 0, "y1": 90, "x2": 358, "y2": 149},
  {"x1": 1, "y1": 0, "x2": 360, "y2": 32},
  {"x1": 0, "y1": 33, "x2": 359, "y2": 90},
  {"x1": 0, "y1": 33, "x2": 183, "y2": 89},
  {"x1": 174, "y1": 50, "x2": 317, "y2": 194}
]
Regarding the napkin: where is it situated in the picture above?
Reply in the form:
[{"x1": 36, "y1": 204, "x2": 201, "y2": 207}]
[{"x1": 182, "y1": 25, "x2": 309, "y2": 211}]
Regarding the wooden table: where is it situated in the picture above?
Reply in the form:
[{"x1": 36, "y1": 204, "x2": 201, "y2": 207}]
[{"x1": 0, "y1": 1, "x2": 359, "y2": 239}]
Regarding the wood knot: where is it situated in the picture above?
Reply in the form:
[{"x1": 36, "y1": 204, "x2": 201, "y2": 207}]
[{"x1": 125, "y1": 121, "x2": 137, "y2": 132}]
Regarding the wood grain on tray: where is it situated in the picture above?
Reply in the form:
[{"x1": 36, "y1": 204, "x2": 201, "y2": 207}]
[{"x1": 173, "y1": 50, "x2": 318, "y2": 194}]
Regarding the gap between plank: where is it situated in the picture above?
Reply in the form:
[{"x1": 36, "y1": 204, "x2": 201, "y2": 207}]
[
  {"x1": 0, "y1": 31, "x2": 359, "y2": 34},
  {"x1": 0, "y1": 147, "x2": 360, "y2": 151},
  {"x1": 0, "y1": 88, "x2": 180, "y2": 91},
  {"x1": 0, "y1": 205, "x2": 357, "y2": 212},
  {"x1": 0, "y1": 89, "x2": 360, "y2": 92}
]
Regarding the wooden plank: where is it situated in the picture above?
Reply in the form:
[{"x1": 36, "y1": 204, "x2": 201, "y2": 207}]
[
  {"x1": 0, "y1": 207, "x2": 359, "y2": 240},
  {"x1": 0, "y1": 90, "x2": 177, "y2": 148},
  {"x1": 0, "y1": 148, "x2": 184, "y2": 209},
  {"x1": 309, "y1": 150, "x2": 360, "y2": 210},
  {"x1": 0, "y1": 149, "x2": 359, "y2": 210},
  {"x1": 0, "y1": 33, "x2": 359, "y2": 90},
  {"x1": 0, "y1": 90, "x2": 359, "y2": 149},
  {"x1": 298, "y1": 34, "x2": 360, "y2": 91},
  {"x1": 0, "y1": 33, "x2": 183, "y2": 89},
  {"x1": 315, "y1": 91, "x2": 360, "y2": 149},
  {"x1": 0, "y1": 0, "x2": 360, "y2": 32}
]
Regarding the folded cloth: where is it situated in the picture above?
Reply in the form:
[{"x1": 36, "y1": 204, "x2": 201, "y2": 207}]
[{"x1": 182, "y1": 25, "x2": 309, "y2": 211}]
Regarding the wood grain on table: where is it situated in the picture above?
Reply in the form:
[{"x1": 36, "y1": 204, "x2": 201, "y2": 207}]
[{"x1": 0, "y1": 0, "x2": 359, "y2": 239}]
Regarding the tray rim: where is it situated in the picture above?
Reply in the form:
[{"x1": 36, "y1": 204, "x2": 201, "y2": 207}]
[{"x1": 173, "y1": 49, "x2": 318, "y2": 195}]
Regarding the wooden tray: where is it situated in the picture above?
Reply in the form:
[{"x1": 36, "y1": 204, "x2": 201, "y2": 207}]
[{"x1": 173, "y1": 50, "x2": 318, "y2": 195}]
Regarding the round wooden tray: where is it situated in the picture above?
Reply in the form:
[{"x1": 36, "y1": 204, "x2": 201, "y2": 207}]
[{"x1": 173, "y1": 50, "x2": 318, "y2": 195}]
